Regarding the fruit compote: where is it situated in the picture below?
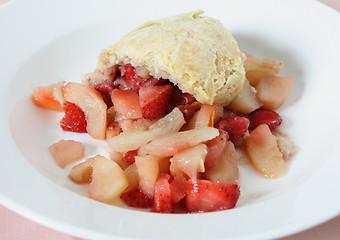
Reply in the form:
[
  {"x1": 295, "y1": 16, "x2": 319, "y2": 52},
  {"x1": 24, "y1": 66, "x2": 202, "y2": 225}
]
[{"x1": 32, "y1": 53, "x2": 298, "y2": 213}]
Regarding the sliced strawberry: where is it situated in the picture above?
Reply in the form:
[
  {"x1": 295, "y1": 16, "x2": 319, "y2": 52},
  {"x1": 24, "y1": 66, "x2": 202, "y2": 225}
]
[
  {"x1": 32, "y1": 85, "x2": 63, "y2": 111},
  {"x1": 139, "y1": 85, "x2": 173, "y2": 120},
  {"x1": 123, "y1": 64, "x2": 148, "y2": 91},
  {"x1": 204, "y1": 130, "x2": 229, "y2": 171},
  {"x1": 170, "y1": 174, "x2": 187, "y2": 204},
  {"x1": 152, "y1": 173, "x2": 173, "y2": 213},
  {"x1": 123, "y1": 150, "x2": 138, "y2": 165},
  {"x1": 248, "y1": 109, "x2": 282, "y2": 131},
  {"x1": 94, "y1": 82, "x2": 114, "y2": 107},
  {"x1": 123, "y1": 64, "x2": 168, "y2": 91},
  {"x1": 186, "y1": 179, "x2": 240, "y2": 213},
  {"x1": 215, "y1": 116, "x2": 249, "y2": 142},
  {"x1": 113, "y1": 76, "x2": 133, "y2": 91},
  {"x1": 168, "y1": 86, "x2": 196, "y2": 109},
  {"x1": 123, "y1": 64, "x2": 135, "y2": 81},
  {"x1": 60, "y1": 101, "x2": 87, "y2": 133},
  {"x1": 121, "y1": 186, "x2": 154, "y2": 208},
  {"x1": 140, "y1": 76, "x2": 165, "y2": 87},
  {"x1": 111, "y1": 89, "x2": 143, "y2": 119}
]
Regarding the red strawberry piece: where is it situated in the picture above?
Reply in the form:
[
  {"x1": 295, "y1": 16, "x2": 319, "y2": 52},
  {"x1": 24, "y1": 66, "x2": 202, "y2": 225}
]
[
  {"x1": 94, "y1": 82, "x2": 114, "y2": 107},
  {"x1": 123, "y1": 63, "x2": 135, "y2": 81},
  {"x1": 121, "y1": 186, "x2": 154, "y2": 208},
  {"x1": 32, "y1": 85, "x2": 63, "y2": 111},
  {"x1": 123, "y1": 150, "x2": 138, "y2": 165},
  {"x1": 111, "y1": 89, "x2": 143, "y2": 119},
  {"x1": 153, "y1": 173, "x2": 173, "y2": 213},
  {"x1": 123, "y1": 64, "x2": 148, "y2": 91},
  {"x1": 60, "y1": 101, "x2": 87, "y2": 133},
  {"x1": 141, "y1": 76, "x2": 164, "y2": 87},
  {"x1": 123, "y1": 64, "x2": 168, "y2": 91},
  {"x1": 248, "y1": 109, "x2": 282, "y2": 131},
  {"x1": 139, "y1": 85, "x2": 173, "y2": 120},
  {"x1": 215, "y1": 116, "x2": 249, "y2": 142},
  {"x1": 170, "y1": 174, "x2": 187, "y2": 204},
  {"x1": 204, "y1": 130, "x2": 229, "y2": 171},
  {"x1": 168, "y1": 86, "x2": 196, "y2": 108},
  {"x1": 113, "y1": 76, "x2": 133, "y2": 91},
  {"x1": 185, "y1": 179, "x2": 240, "y2": 213}
]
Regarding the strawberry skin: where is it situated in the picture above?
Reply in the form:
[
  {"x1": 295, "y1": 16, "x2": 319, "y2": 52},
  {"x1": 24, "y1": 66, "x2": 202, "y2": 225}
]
[
  {"x1": 153, "y1": 173, "x2": 173, "y2": 213},
  {"x1": 168, "y1": 86, "x2": 196, "y2": 107},
  {"x1": 121, "y1": 186, "x2": 154, "y2": 208},
  {"x1": 94, "y1": 82, "x2": 114, "y2": 107},
  {"x1": 60, "y1": 101, "x2": 87, "y2": 133},
  {"x1": 185, "y1": 179, "x2": 240, "y2": 213},
  {"x1": 204, "y1": 130, "x2": 229, "y2": 171},
  {"x1": 124, "y1": 64, "x2": 148, "y2": 91},
  {"x1": 139, "y1": 85, "x2": 173, "y2": 120},
  {"x1": 215, "y1": 116, "x2": 249, "y2": 142},
  {"x1": 111, "y1": 89, "x2": 143, "y2": 119},
  {"x1": 170, "y1": 174, "x2": 187, "y2": 204},
  {"x1": 123, "y1": 150, "x2": 138, "y2": 165},
  {"x1": 248, "y1": 109, "x2": 282, "y2": 131}
]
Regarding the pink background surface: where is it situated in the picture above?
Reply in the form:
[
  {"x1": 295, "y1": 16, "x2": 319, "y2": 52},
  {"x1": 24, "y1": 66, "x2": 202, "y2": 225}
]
[{"x1": 1, "y1": 0, "x2": 339, "y2": 239}]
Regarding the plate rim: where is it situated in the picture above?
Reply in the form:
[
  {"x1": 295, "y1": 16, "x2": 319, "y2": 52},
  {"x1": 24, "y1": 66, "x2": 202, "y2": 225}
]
[{"x1": 1, "y1": 0, "x2": 340, "y2": 239}]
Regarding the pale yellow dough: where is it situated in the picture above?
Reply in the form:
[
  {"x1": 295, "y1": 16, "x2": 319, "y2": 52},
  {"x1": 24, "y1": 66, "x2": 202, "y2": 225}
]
[{"x1": 96, "y1": 11, "x2": 245, "y2": 106}]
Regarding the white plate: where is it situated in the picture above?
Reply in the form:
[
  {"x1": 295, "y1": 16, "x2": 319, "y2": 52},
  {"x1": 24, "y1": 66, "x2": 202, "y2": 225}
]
[{"x1": 1, "y1": 0, "x2": 340, "y2": 239}]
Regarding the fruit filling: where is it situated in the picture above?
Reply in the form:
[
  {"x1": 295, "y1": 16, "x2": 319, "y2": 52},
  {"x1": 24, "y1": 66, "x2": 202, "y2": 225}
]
[
  {"x1": 89, "y1": 63, "x2": 196, "y2": 122},
  {"x1": 32, "y1": 53, "x2": 298, "y2": 213}
]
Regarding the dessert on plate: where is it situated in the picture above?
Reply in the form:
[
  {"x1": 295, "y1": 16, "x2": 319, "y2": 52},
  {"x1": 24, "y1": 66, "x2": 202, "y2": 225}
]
[{"x1": 32, "y1": 11, "x2": 297, "y2": 213}]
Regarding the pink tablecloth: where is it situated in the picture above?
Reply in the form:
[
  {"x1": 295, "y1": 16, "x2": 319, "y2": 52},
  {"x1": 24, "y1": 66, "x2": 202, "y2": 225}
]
[
  {"x1": 1, "y1": 0, "x2": 339, "y2": 239},
  {"x1": 1, "y1": 203, "x2": 340, "y2": 240}
]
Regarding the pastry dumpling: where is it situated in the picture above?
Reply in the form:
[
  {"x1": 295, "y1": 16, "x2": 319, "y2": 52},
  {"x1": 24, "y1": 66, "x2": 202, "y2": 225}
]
[{"x1": 86, "y1": 11, "x2": 245, "y2": 106}]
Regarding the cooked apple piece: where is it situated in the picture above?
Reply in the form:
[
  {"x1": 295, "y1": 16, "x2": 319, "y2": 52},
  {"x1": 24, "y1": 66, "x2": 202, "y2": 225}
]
[
  {"x1": 256, "y1": 76, "x2": 293, "y2": 110},
  {"x1": 169, "y1": 173, "x2": 187, "y2": 204},
  {"x1": 111, "y1": 89, "x2": 143, "y2": 119},
  {"x1": 187, "y1": 104, "x2": 223, "y2": 129},
  {"x1": 227, "y1": 79, "x2": 262, "y2": 114},
  {"x1": 88, "y1": 155, "x2": 128, "y2": 202},
  {"x1": 135, "y1": 155, "x2": 160, "y2": 197},
  {"x1": 109, "y1": 150, "x2": 129, "y2": 170},
  {"x1": 246, "y1": 124, "x2": 286, "y2": 178},
  {"x1": 49, "y1": 140, "x2": 85, "y2": 168},
  {"x1": 32, "y1": 83, "x2": 63, "y2": 111},
  {"x1": 123, "y1": 163, "x2": 139, "y2": 192},
  {"x1": 273, "y1": 130, "x2": 299, "y2": 161},
  {"x1": 63, "y1": 82, "x2": 107, "y2": 140},
  {"x1": 136, "y1": 118, "x2": 155, "y2": 129},
  {"x1": 118, "y1": 118, "x2": 154, "y2": 132},
  {"x1": 106, "y1": 105, "x2": 116, "y2": 122},
  {"x1": 204, "y1": 130, "x2": 228, "y2": 171},
  {"x1": 138, "y1": 127, "x2": 219, "y2": 157},
  {"x1": 169, "y1": 144, "x2": 207, "y2": 179},
  {"x1": 69, "y1": 160, "x2": 92, "y2": 184},
  {"x1": 53, "y1": 81, "x2": 66, "y2": 105},
  {"x1": 106, "y1": 126, "x2": 121, "y2": 140},
  {"x1": 108, "y1": 128, "x2": 158, "y2": 153},
  {"x1": 148, "y1": 107, "x2": 185, "y2": 131},
  {"x1": 118, "y1": 119, "x2": 139, "y2": 132},
  {"x1": 108, "y1": 107, "x2": 185, "y2": 152},
  {"x1": 244, "y1": 53, "x2": 283, "y2": 86},
  {"x1": 205, "y1": 141, "x2": 239, "y2": 184}
]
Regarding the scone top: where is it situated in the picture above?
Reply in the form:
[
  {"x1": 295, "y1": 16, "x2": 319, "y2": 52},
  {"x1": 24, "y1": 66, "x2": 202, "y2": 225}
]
[{"x1": 97, "y1": 11, "x2": 245, "y2": 106}]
